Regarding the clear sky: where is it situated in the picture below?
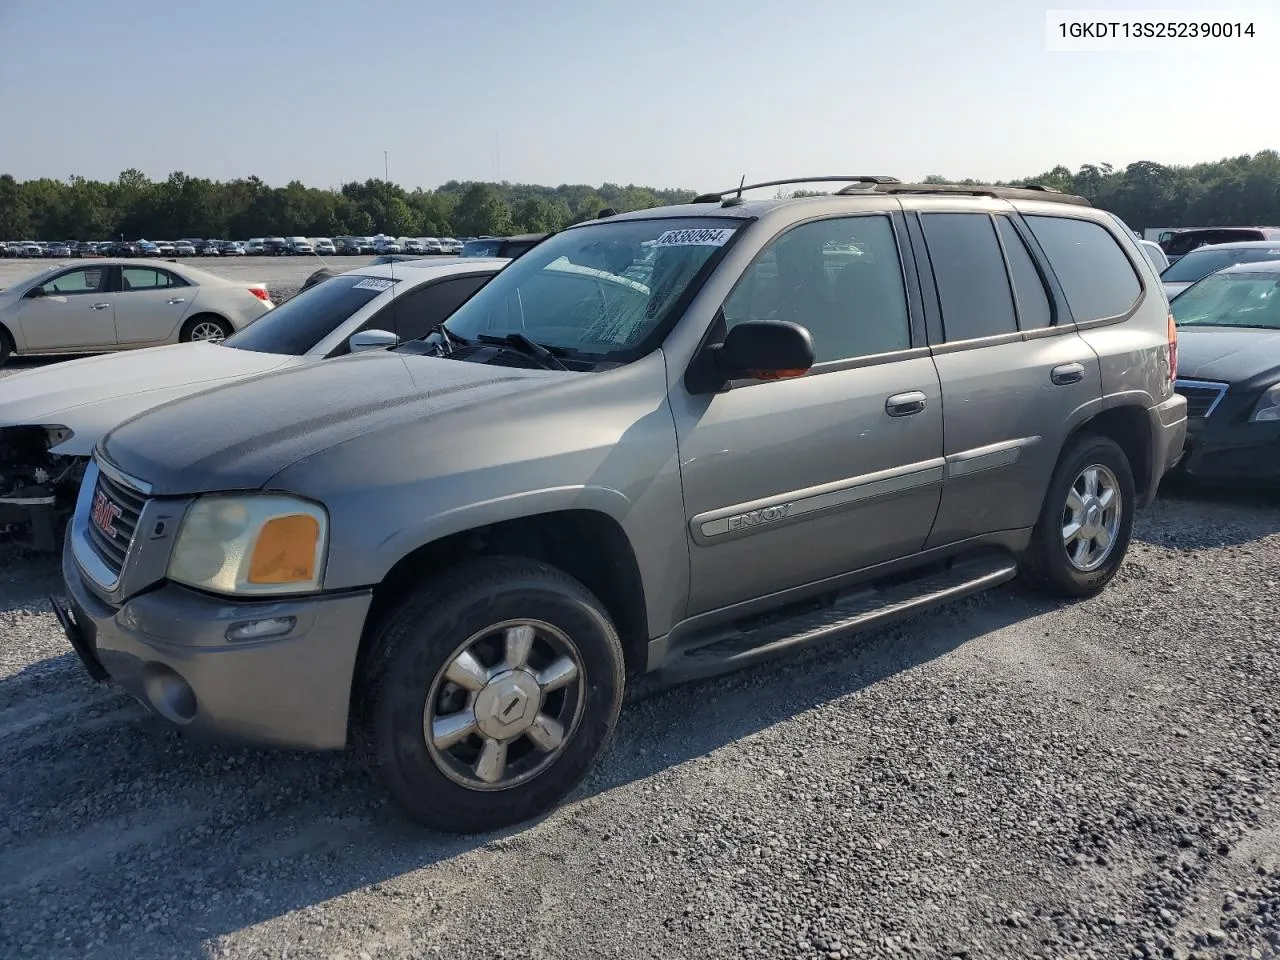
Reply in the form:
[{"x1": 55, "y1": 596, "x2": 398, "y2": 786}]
[{"x1": 0, "y1": 0, "x2": 1275, "y2": 192}]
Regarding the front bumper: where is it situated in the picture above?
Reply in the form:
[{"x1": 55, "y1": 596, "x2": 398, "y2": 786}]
[
  {"x1": 1179, "y1": 415, "x2": 1280, "y2": 484},
  {"x1": 59, "y1": 536, "x2": 372, "y2": 750}
]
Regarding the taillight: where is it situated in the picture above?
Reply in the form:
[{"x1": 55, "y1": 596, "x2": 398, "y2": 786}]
[
  {"x1": 1167, "y1": 312, "x2": 1178, "y2": 382},
  {"x1": 248, "y1": 286, "x2": 271, "y2": 303}
]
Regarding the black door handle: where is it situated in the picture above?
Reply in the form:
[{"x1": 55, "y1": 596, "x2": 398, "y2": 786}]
[
  {"x1": 885, "y1": 391, "x2": 927, "y2": 417},
  {"x1": 1051, "y1": 362, "x2": 1085, "y2": 385}
]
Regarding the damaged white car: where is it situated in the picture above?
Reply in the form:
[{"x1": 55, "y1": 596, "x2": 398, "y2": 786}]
[{"x1": 0, "y1": 258, "x2": 504, "y2": 550}]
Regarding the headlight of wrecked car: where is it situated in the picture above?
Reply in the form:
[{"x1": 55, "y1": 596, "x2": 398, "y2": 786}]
[
  {"x1": 1250, "y1": 383, "x2": 1280, "y2": 423},
  {"x1": 167, "y1": 494, "x2": 328, "y2": 596}
]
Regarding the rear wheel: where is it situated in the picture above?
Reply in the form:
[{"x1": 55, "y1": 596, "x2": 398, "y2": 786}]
[
  {"x1": 180, "y1": 315, "x2": 232, "y2": 343},
  {"x1": 360, "y1": 556, "x2": 625, "y2": 833},
  {"x1": 1020, "y1": 433, "x2": 1136, "y2": 598},
  {"x1": 0, "y1": 327, "x2": 13, "y2": 366}
]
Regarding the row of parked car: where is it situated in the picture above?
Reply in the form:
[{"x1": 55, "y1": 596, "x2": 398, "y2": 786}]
[
  {"x1": 0, "y1": 235, "x2": 505, "y2": 259},
  {"x1": 1, "y1": 176, "x2": 1274, "y2": 836}
]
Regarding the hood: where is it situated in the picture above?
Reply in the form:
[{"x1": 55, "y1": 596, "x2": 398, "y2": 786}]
[
  {"x1": 0, "y1": 343, "x2": 297, "y2": 455},
  {"x1": 1163, "y1": 281, "x2": 1192, "y2": 300},
  {"x1": 101, "y1": 350, "x2": 563, "y2": 495},
  {"x1": 1177, "y1": 326, "x2": 1280, "y2": 387}
]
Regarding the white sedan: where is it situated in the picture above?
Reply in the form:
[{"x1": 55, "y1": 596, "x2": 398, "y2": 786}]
[
  {"x1": 0, "y1": 257, "x2": 507, "y2": 551},
  {"x1": 0, "y1": 259, "x2": 275, "y2": 365}
]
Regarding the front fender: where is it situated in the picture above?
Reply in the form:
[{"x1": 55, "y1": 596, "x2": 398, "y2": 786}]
[{"x1": 366, "y1": 484, "x2": 634, "y2": 584}]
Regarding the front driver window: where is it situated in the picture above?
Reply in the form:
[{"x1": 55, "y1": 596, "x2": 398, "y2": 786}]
[
  {"x1": 41, "y1": 267, "x2": 107, "y2": 295},
  {"x1": 723, "y1": 215, "x2": 911, "y2": 363}
]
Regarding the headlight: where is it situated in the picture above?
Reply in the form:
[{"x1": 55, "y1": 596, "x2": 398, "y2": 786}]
[
  {"x1": 1250, "y1": 384, "x2": 1280, "y2": 423},
  {"x1": 167, "y1": 494, "x2": 328, "y2": 596}
]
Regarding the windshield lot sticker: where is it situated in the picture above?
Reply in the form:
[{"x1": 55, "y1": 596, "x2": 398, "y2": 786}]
[
  {"x1": 655, "y1": 228, "x2": 735, "y2": 247},
  {"x1": 351, "y1": 277, "x2": 397, "y2": 291}
]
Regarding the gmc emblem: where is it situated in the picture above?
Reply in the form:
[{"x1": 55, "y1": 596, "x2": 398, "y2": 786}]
[{"x1": 90, "y1": 490, "x2": 122, "y2": 539}]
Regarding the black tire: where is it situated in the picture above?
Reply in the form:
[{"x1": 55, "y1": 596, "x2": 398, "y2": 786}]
[
  {"x1": 0, "y1": 327, "x2": 12, "y2": 366},
  {"x1": 359, "y1": 556, "x2": 625, "y2": 833},
  {"x1": 1020, "y1": 433, "x2": 1136, "y2": 599},
  {"x1": 179, "y1": 314, "x2": 233, "y2": 343}
]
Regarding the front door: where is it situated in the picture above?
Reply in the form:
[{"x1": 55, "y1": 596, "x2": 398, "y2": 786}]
[
  {"x1": 115, "y1": 265, "x2": 197, "y2": 343},
  {"x1": 670, "y1": 213, "x2": 945, "y2": 616},
  {"x1": 17, "y1": 265, "x2": 116, "y2": 350}
]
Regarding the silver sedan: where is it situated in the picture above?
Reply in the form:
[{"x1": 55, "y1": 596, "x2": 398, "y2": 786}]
[{"x1": 0, "y1": 258, "x2": 274, "y2": 365}]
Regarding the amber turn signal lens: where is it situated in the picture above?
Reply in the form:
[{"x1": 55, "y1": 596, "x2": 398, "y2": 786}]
[{"x1": 248, "y1": 514, "x2": 320, "y2": 584}]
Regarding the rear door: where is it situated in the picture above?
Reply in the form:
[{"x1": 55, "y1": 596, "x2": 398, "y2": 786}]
[
  {"x1": 16, "y1": 264, "x2": 116, "y2": 350},
  {"x1": 114, "y1": 265, "x2": 197, "y2": 343},
  {"x1": 904, "y1": 204, "x2": 1105, "y2": 547}
]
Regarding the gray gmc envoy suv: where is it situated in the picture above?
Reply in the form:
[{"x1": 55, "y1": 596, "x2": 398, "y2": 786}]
[{"x1": 56, "y1": 177, "x2": 1188, "y2": 833}]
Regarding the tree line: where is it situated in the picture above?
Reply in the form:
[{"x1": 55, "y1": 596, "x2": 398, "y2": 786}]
[{"x1": 2, "y1": 151, "x2": 1279, "y2": 241}]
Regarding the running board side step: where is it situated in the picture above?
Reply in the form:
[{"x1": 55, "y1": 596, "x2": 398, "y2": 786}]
[{"x1": 655, "y1": 554, "x2": 1019, "y2": 683}]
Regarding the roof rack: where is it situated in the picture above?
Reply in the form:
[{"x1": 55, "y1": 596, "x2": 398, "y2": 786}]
[
  {"x1": 862, "y1": 182, "x2": 1092, "y2": 206},
  {"x1": 692, "y1": 176, "x2": 901, "y2": 203}
]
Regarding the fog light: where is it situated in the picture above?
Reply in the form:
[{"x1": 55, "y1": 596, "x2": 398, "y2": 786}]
[
  {"x1": 141, "y1": 664, "x2": 197, "y2": 724},
  {"x1": 226, "y1": 616, "x2": 296, "y2": 642}
]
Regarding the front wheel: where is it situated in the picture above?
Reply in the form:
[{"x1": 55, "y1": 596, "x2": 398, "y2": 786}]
[
  {"x1": 1020, "y1": 433, "x2": 1136, "y2": 598},
  {"x1": 360, "y1": 557, "x2": 625, "y2": 833}
]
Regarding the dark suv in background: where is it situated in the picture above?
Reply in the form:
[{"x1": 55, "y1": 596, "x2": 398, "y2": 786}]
[
  {"x1": 1163, "y1": 226, "x2": 1280, "y2": 264},
  {"x1": 460, "y1": 233, "x2": 548, "y2": 259}
]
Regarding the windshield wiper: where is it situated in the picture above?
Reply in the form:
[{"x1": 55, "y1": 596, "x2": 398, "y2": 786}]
[
  {"x1": 476, "y1": 332, "x2": 569, "y2": 370},
  {"x1": 436, "y1": 321, "x2": 469, "y2": 353}
]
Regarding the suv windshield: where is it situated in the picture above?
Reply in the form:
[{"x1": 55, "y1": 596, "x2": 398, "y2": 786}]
[
  {"x1": 1161, "y1": 246, "x2": 1280, "y2": 283},
  {"x1": 1171, "y1": 272, "x2": 1280, "y2": 329},
  {"x1": 441, "y1": 217, "x2": 739, "y2": 361},
  {"x1": 222, "y1": 274, "x2": 398, "y2": 355}
]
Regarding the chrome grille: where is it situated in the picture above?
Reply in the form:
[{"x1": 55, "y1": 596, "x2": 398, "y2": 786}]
[
  {"x1": 1174, "y1": 379, "x2": 1228, "y2": 419},
  {"x1": 85, "y1": 467, "x2": 147, "y2": 578}
]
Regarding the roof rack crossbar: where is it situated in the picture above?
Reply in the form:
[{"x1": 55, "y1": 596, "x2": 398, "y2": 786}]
[{"x1": 692, "y1": 175, "x2": 901, "y2": 203}]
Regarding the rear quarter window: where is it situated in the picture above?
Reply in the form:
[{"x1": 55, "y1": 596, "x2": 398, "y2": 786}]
[{"x1": 1024, "y1": 216, "x2": 1142, "y2": 323}]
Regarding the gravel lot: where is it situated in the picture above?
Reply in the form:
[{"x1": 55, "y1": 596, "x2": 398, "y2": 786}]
[{"x1": 1, "y1": 259, "x2": 1278, "y2": 958}]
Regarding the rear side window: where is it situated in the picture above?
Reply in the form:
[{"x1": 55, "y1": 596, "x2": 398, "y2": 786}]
[
  {"x1": 995, "y1": 218, "x2": 1053, "y2": 329},
  {"x1": 121, "y1": 267, "x2": 187, "y2": 290},
  {"x1": 920, "y1": 213, "x2": 1018, "y2": 342},
  {"x1": 1025, "y1": 216, "x2": 1142, "y2": 323}
]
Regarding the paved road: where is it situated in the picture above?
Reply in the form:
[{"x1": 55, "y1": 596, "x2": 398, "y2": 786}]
[{"x1": 0, "y1": 487, "x2": 1277, "y2": 960}]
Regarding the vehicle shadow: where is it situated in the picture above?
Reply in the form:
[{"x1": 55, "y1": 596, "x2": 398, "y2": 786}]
[
  {"x1": 0, "y1": 584, "x2": 1056, "y2": 959},
  {"x1": 1137, "y1": 476, "x2": 1280, "y2": 549}
]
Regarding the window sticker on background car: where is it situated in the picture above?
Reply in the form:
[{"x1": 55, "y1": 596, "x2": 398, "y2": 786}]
[
  {"x1": 351, "y1": 277, "x2": 397, "y2": 292},
  {"x1": 654, "y1": 227, "x2": 735, "y2": 247}
]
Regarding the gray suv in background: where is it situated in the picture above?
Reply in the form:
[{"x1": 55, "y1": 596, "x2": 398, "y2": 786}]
[{"x1": 55, "y1": 176, "x2": 1187, "y2": 833}]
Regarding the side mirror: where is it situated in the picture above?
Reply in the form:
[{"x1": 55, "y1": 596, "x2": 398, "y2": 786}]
[
  {"x1": 348, "y1": 329, "x2": 399, "y2": 354},
  {"x1": 687, "y1": 320, "x2": 814, "y2": 393},
  {"x1": 25, "y1": 286, "x2": 45, "y2": 299}
]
